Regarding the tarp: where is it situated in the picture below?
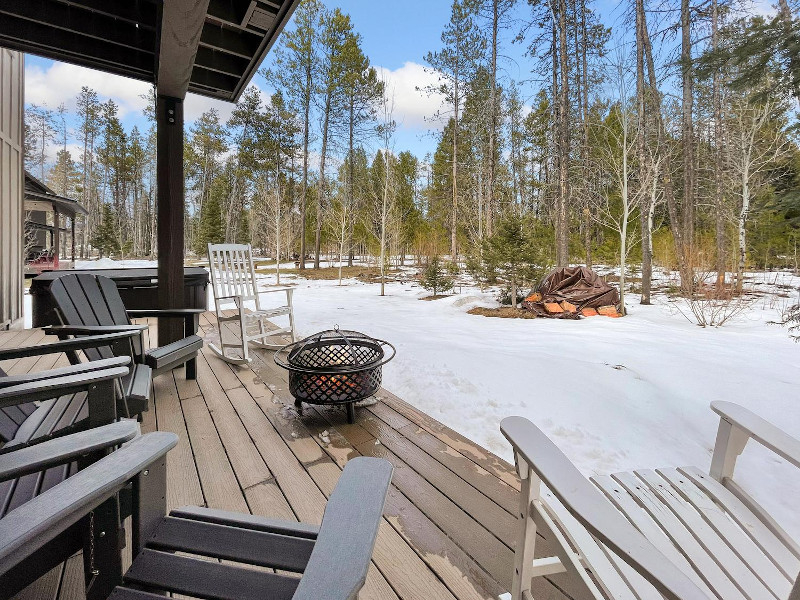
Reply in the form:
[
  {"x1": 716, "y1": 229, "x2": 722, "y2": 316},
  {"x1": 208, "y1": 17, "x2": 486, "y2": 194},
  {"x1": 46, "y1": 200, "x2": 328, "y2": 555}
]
[{"x1": 522, "y1": 266, "x2": 620, "y2": 318}]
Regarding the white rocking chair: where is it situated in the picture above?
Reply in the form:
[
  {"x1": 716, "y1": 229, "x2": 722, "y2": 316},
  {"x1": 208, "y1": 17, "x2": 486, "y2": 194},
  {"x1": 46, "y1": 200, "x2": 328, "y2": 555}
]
[{"x1": 207, "y1": 243, "x2": 296, "y2": 365}]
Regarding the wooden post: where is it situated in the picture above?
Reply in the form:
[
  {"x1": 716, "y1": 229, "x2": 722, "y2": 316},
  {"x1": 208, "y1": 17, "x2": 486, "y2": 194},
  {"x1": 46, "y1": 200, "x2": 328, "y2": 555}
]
[
  {"x1": 71, "y1": 217, "x2": 76, "y2": 264},
  {"x1": 156, "y1": 95, "x2": 185, "y2": 346},
  {"x1": 53, "y1": 207, "x2": 61, "y2": 269}
]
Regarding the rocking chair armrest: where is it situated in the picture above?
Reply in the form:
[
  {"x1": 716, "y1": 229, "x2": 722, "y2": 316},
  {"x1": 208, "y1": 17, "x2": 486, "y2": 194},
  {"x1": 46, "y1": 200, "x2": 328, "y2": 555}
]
[
  {"x1": 0, "y1": 357, "x2": 130, "y2": 389},
  {"x1": 45, "y1": 324, "x2": 148, "y2": 336},
  {"x1": 0, "y1": 331, "x2": 141, "y2": 360},
  {"x1": 257, "y1": 287, "x2": 294, "y2": 295},
  {"x1": 0, "y1": 366, "x2": 130, "y2": 408},
  {"x1": 500, "y1": 417, "x2": 710, "y2": 600},
  {"x1": 711, "y1": 401, "x2": 800, "y2": 473},
  {"x1": 0, "y1": 431, "x2": 178, "y2": 577},
  {"x1": 0, "y1": 420, "x2": 140, "y2": 482},
  {"x1": 293, "y1": 457, "x2": 392, "y2": 600}
]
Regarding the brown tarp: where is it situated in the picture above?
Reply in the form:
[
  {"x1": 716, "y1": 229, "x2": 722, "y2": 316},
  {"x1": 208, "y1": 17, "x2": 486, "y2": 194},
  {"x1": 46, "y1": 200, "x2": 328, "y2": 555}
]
[{"x1": 522, "y1": 266, "x2": 620, "y2": 318}]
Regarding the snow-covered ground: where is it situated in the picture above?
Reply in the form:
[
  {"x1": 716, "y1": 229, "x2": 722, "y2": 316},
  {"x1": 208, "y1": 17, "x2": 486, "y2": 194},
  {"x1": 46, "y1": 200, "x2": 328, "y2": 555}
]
[
  {"x1": 27, "y1": 259, "x2": 800, "y2": 539},
  {"x1": 258, "y1": 268, "x2": 800, "y2": 540}
]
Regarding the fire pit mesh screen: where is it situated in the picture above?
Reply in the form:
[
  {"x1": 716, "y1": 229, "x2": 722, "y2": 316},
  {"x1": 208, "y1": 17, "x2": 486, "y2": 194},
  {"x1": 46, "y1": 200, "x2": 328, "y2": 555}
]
[
  {"x1": 275, "y1": 329, "x2": 395, "y2": 406},
  {"x1": 291, "y1": 368, "x2": 382, "y2": 403}
]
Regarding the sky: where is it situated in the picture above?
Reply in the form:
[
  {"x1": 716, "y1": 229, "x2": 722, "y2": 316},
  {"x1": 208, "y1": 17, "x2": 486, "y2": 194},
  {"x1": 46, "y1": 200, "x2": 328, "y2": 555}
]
[
  {"x1": 23, "y1": 0, "x2": 775, "y2": 168},
  {"x1": 23, "y1": 0, "x2": 553, "y2": 166}
]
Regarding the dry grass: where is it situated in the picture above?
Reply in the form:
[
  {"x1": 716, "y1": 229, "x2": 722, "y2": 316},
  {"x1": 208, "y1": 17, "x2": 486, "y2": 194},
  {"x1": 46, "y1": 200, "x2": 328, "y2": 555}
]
[
  {"x1": 420, "y1": 294, "x2": 452, "y2": 301},
  {"x1": 253, "y1": 265, "x2": 406, "y2": 282},
  {"x1": 467, "y1": 306, "x2": 538, "y2": 319}
]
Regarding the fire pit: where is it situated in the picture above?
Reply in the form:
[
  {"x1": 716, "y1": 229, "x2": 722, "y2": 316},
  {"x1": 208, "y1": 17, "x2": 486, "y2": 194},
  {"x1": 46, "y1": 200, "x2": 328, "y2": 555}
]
[{"x1": 274, "y1": 328, "x2": 396, "y2": 423}]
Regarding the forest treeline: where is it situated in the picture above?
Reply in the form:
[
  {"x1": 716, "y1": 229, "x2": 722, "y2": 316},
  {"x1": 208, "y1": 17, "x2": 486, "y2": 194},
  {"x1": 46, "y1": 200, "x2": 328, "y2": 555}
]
[{"x1": 25, "y1": 0, "x2": 800, "y2": 302}]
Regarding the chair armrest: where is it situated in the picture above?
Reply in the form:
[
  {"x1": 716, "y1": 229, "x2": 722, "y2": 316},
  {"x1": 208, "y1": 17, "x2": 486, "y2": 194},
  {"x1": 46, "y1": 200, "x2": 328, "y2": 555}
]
[
  {"x1": 710, "y1": 401, "x2": 800, "y2": 480},
  {"x1": 45, "y1": 324, "x2": 148, "y2": 335},
  {"x1": 501, "y1": 417, "x2": 709, "y2": 600},
  {"x1": 0, "y1": 331, "x2": 142, "y2": 360},
  {"x1": 127, "y1": 309, "x2": 206, "y2": 317},
  {"x1": 0, "y1": 357, "x2": 131, "y2": 389},
  {"x1": 128, "y1": 309, "x2": 202, "y2": 337},
  {"x1": 0, "y1": 431, "x2": 177, "y2": 577},
  {"x1": 0, "y1": 366, "x2": 130, "y2": 408},
  {"x1": 293, "y1": 457, "x2": 392, "y2": 600},
  {"x1": 0, "y1": 421, "x2": 140, "y2": 482}
]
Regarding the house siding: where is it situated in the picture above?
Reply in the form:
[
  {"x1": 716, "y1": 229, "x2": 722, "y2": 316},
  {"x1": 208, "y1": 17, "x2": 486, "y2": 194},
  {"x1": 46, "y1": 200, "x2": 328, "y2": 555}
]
[{"x1": 0, "y1": 49, "x2": 24, "y2": 329}]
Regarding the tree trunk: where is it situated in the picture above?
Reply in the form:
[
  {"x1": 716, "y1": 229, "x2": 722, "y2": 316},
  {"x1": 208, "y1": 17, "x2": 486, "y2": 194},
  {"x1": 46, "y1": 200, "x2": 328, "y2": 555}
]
[
  {"x1": 299, "y1": 68, "x2": 312, "y2": 270},
  {"x1": 451, "y1": 72, "x2": 460, "y2": 260},
  {"x1": 642, "y1": 8, "x2": 693, "y2": 294},
  {"x1": 380, "y1": 151, "x2": 390, "y2": 297},
  {"x1": 556, "y1": 0, "x2": 571, "y2": 267},
  {"x1": 347, "y1": 98, "x2": 356, "y2": 268},
  {"x1": 315, "y1": 95, "x2": 331, "y2": 270},
  {"x1": 486, "y1": 0, "x2": 499, "y2": 238},
  {"x1": 681, "y1": 0, "x2": 695, "y2": 270},
  {"x1": 636, "y1": 0, "x2": 651, "y2": 304},
  {"x1": 736, "y1": 166, "x2": 749, "y2": 293},
  {"x1": 712, "y1": 0, "x2": 726, "y2": 290}
]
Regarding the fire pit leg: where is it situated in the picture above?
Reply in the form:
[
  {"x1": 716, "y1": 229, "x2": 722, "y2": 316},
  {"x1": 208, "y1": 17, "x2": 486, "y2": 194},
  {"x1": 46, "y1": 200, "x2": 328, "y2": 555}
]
[
  {"x1": 294, "y1": 399, "x2": 304, "y2": 416},
  {"x1": 346, "y1": 402, "x2": 356, "y2": 424}
]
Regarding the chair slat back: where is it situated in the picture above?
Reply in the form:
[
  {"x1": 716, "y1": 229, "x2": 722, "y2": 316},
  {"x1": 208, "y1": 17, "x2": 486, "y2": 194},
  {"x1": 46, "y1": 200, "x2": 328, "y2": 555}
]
[
  {"x1": 207, "y1": 244, "x2": 261, "y2": 310},
  {"x1": 0, "y1": 402, "x2": 39, "y2": 445},
  {"x1": 49, "y1": 274, "x2": 140, "y2": 360}
]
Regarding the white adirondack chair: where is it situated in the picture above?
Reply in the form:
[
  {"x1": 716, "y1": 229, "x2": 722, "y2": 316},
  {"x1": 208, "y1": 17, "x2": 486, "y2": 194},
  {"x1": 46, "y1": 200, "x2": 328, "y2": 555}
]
[
  {"x1": 501, "y1": 402, "x2": 800, "y2": 600},
  {"x1": 207, "y1": 243, "x2": 296, "y2": 364}
]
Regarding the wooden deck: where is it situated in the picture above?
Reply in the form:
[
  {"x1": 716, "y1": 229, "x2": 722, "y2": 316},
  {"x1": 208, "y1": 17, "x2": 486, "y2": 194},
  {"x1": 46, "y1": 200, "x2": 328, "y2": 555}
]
[{"x1": 3, "y1": 313, "x2": 584, "y2": 600}]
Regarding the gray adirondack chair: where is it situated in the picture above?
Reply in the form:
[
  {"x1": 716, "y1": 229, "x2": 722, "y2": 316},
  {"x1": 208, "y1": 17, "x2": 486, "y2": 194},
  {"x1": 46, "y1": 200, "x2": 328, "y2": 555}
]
[
  {"x1": 0, "y1": 419, "x2": 140, "y2": 598},
  {"x1": 0, "y1": 427, "x2": 392, "y2": 600},
  {"x1": 502, "y1": 402, "x2": 800, "y2": 600},
  {"x1": 0, "y1": 330, "x2": 143, "y2": 434},
  {"x1": 46, "y1": 273, "x2": 204, "y2": 416}
]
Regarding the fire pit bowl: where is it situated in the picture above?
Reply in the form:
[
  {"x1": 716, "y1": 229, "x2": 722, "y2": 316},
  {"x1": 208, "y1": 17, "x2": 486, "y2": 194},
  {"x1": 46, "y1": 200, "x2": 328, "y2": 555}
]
[{"x1": 274, "y1": 328, "x2": 396, "y2": 423}]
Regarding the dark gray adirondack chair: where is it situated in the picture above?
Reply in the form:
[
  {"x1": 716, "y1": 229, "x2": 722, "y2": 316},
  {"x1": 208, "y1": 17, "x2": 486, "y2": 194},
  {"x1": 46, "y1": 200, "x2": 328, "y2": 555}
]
[
  {"x1": 0, "y1": 420, "x2": 140, "y2": 599},
  {"x1": 47, "y1": 273, "x2": 204, "y2": 407},
  {"x1": 0, "y1": 349, "x2": 132, "y2": 522},
  {"x1": 0, "y1": 428, "x2": 392, "y2": 600},
  {"x1": 0, "y1": 328, "x2": 150, "y2": 423}
]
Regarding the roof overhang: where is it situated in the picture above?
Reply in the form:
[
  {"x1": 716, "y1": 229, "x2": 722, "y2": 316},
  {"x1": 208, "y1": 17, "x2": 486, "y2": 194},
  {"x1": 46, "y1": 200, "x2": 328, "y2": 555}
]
[
  {"x1": 24, "y1": 171, "x2": 88, "y2": 218},
  {"x1": 25, "y1": 191, "x2": 89, "y2": 218},
  {"x1": 0, "y1": 0, "x2": 300, "y2": 102}
]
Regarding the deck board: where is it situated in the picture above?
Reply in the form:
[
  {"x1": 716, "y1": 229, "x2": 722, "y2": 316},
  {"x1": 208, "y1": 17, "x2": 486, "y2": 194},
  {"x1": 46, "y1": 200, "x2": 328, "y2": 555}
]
[{"x1": 3, "y1": 314, "x2": 581, "y2": 600}]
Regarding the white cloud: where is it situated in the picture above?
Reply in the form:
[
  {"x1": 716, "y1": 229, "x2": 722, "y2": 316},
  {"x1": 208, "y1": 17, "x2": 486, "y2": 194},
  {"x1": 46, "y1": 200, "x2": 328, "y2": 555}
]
[
  {"x1": 184, "y1": 91, "x2": 237, "y2": 124},
  {"x1": 25, "y1": 61, "x2": 151, "y2": 119},
  {"x1": 745, "y1": 0, "x2": 777, "y2": 16},
  {"x1": 24, "y1": 59, "x2": 263, "y2": 125},
  {"x1": 374, "y1": 61, "x2": 447, "y2": 131}
]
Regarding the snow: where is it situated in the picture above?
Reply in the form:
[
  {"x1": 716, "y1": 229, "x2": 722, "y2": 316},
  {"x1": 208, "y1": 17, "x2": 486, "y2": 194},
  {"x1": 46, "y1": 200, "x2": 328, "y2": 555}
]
[
  {"x1": 253, "y1": 268, "x2": 800, "y2": 539},
  {"x1": 74, "y1": 258, "x2": 158, "y2": 269}
]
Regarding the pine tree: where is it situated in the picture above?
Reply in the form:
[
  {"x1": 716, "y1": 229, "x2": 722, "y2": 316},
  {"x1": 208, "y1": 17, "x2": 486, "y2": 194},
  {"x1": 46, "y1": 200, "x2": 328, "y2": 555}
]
[
  {"x1": 194, "y1": 179, "x2": 226, "y2": 256},
  {"x1": 265, "y1": 0, "x2": 323, "y2": 269},
  {"x1": 424, "y1": 0, "x2": 486, "y2": 259},
  {"x1": 481, "y1": 214, "x2": 551, "y2": 308},
  {"x1": 91, "y1": 203, "x2": 120, "y2": 258},
  {"x1": 421, "y1": 255, "x2": 454, "y2": 296}
]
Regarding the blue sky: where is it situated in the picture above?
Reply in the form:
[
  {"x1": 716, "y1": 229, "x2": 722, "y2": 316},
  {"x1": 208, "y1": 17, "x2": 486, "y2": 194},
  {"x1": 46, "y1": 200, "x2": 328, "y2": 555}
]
[{"x1": 25, "y1": 0, "x2": 771, "y2": 166}]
